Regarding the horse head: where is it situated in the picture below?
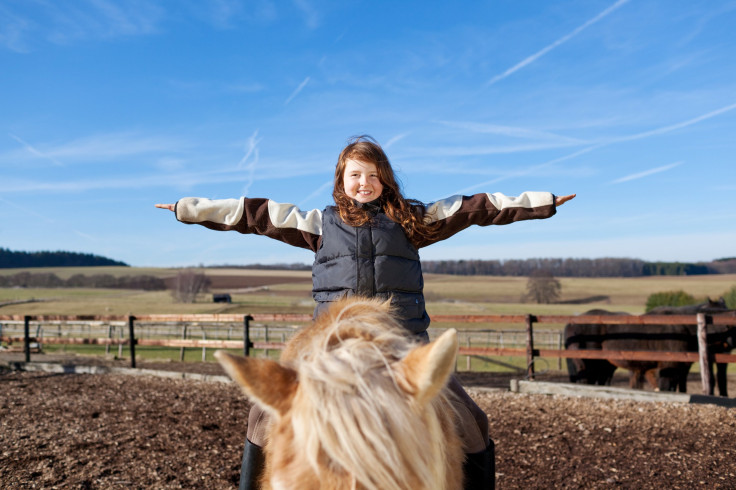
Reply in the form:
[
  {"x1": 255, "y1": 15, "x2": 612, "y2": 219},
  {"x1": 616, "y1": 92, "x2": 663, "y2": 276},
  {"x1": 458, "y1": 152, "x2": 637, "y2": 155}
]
[{"x1": 216, "y1": 297, "x2": 463, "y2": 490}]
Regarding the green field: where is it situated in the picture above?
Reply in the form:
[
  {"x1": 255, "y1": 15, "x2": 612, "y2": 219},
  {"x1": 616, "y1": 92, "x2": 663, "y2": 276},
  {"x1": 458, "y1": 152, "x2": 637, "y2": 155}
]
[{"x1": 1, "y1": 266, "x2": 734, "y2": 318}]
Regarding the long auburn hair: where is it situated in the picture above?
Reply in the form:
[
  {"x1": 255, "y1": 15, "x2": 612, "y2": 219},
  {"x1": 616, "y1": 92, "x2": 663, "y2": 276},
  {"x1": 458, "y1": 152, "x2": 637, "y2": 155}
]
[{"x1": 333, "y1": 136, "x2": 440, "y2": 246}]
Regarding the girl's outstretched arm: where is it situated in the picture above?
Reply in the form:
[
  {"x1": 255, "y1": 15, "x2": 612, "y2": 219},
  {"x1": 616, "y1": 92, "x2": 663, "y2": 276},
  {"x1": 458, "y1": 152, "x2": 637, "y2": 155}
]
[
  {"x1": 157, "y1": 197, "x2": 323, "y2": 252},
  {"x1": 415, "y1": 191, "x2": 566, "y2": 248}
]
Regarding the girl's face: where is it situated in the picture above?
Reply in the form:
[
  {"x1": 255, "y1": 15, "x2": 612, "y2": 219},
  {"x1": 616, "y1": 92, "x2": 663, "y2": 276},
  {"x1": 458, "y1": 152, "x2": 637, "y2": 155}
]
[{"x1": 342, "y1": 159, "x2": 383, "y2": 203}]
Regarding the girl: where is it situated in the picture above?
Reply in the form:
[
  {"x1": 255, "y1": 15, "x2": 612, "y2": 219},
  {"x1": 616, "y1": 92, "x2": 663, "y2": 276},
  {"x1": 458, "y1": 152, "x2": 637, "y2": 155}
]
[{"x1": 157, "y1": 136, "x2": 575, "y2": 489}]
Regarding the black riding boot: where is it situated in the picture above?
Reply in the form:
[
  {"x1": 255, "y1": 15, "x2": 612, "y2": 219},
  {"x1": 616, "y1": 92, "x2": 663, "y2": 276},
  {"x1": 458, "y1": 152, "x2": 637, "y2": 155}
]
[
  {"x1": 463, "y1": 439, "x2": 495, "y2": 490},
  {"x1": 239, "y1": 438, "x2": 265, "y2": 490}
]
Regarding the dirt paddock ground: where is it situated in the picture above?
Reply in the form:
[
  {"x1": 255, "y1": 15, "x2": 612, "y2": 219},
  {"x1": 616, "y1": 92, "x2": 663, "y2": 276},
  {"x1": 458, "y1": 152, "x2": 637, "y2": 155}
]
[{"x1": 2, "y1": 356, "x2": 736, "y2": 489}]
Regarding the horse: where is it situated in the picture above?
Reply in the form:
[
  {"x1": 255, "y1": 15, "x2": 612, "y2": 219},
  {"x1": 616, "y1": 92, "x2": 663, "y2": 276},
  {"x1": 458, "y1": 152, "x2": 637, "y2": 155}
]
[
  {"x1": 563, "y1": 309, "x2": 622, "y2": 386},
  {"x1": 216, "y1": 297, "x2": 464, "y2": 490},
  {"x1": 645, "y1": 299, "x2": 734, "y2": 396},
  {"x1": 565, "y1": 299, "x2": 733, "y2": 394}
]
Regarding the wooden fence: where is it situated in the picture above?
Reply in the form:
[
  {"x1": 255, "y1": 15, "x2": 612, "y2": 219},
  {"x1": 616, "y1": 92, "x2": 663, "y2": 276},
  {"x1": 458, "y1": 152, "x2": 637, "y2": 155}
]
[{"x1": 2, "y1": 312, "x2": 736, "y2": 395}]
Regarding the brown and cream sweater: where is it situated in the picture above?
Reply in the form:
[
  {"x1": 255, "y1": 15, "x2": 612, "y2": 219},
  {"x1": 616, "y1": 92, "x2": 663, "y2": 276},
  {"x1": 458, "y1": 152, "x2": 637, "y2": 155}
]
[{"x1": 174, "y1": 191, "x2": 557, "y2": 252}]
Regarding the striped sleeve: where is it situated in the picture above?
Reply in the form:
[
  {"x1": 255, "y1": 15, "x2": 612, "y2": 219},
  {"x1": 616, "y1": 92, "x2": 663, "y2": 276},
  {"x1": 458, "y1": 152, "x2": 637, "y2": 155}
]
[
  {"x1": 175, "y1": 197, "x2": 323, "y2": 252},
  {"x1": 415, "y1": 191, "x2": 556, "y2": 248}
]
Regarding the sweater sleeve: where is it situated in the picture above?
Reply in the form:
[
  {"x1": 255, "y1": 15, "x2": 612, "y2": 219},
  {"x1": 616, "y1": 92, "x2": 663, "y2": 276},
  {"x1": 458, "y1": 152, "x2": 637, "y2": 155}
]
[
  {"x1": 175, "y1": 197, "x2": 323, "y2": 252},
  {"x1": 414, "y1": 191, "x2": 556, "y2": 248}
]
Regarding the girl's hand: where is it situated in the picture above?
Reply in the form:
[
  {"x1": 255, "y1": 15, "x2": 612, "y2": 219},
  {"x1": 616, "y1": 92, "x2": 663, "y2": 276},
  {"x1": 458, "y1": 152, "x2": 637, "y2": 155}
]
[
  {"x1": 555, "y1": 194, "x2": 576, "y2": 207},
  {"x1": 155, "y1": 203, "x2": 175, "y2": 212}
]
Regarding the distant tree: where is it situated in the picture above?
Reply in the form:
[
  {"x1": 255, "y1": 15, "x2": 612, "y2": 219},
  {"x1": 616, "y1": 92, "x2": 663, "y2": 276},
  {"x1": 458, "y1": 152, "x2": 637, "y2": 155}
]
[
  {"x1": 65, "y1": 274, "x2": 89, "y2": 287},
  {"x1": 88, "y1": 274, "x2": 118, "y2": 288},
  {"x1": 522, "y1": 269, "x2": 561, "y2": 304},
  {"x1": 171, "y1": 269, "x2": 211, "y2": 303},
  {"x1": 645, "y1": 290, "x2": 697, "y2": 312},
  {"x1": 26, "y1": 273, "x2": 64, "y2": 288},
  {"x1": 117, "y1": 275, "x2": 167, "y2": 291}
]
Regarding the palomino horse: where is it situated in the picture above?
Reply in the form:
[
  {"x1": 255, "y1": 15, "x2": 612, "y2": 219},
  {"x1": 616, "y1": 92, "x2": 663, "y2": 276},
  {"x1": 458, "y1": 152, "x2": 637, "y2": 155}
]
[{"x1": 216, "y1": 297, "x2": 464, "y2": 490}]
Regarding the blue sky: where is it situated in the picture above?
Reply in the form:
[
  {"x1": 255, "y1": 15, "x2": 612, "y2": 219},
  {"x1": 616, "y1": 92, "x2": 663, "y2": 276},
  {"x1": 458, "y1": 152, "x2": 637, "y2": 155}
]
[{"x1": 2, "y1": 0, "x2": 735, "y2": 267}]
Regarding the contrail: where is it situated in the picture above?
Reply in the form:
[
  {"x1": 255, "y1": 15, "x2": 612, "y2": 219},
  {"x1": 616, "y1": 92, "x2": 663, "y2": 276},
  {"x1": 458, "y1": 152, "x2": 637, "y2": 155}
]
[
  {"x1": 238, "y1": 130, "x2": 262, "y2": 169},
  {"x1": 299, "y1": 180, "x2": 333, "y2": 207},
  {"x1": 284, "y1": 76, "x2": 311, "y2": 105},
  {"x1": 486, "y1": 0, "x2": 631, "y2": 87},
  {"x1": 610, "y1": 161, "x2": 683, "y2": 184},
  {"x1": 611, "y1": 101, "x2": 736, "y2": 143},
  {"x1": 384, "y1": 132, "x2": 410, "y2": 149},
  {"x1": 9, "y1": 133, "x2": 65, "y2": 166},
  {"x1": 239, "y1": 130, "x2": 262, "y2": 196}
]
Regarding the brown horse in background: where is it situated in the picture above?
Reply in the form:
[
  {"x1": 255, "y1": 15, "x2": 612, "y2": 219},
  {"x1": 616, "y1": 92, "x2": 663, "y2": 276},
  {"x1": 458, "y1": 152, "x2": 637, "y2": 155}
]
[
  {"x1": 216, "y1": 297, "x2": 464, "y2": 490},
  {"x1": 564, "y1": 309, "x2": 623, "y2": 385},
  {"x1": 565, "y1": 299, "x2": 734, "y2": 394}
]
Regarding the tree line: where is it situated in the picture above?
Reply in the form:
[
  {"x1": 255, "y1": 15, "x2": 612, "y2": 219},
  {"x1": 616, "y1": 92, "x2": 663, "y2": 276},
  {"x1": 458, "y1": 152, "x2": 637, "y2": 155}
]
[
  {"x1": 3, "y1": 246, "x2": 735, "y2": 278},
  {"x1": 0, "y1": 248, "x2": 128, "y2": 268},
  {"x1": 0, "y1": 272, "x2": 166, "y2": 290},
  {"x1": 421, "y1": 257, "x2": 736, "y2": 277}
]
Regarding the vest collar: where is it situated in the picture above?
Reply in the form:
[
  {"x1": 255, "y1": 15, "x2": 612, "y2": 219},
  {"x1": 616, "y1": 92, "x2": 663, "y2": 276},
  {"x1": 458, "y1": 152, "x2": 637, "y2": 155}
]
[{"x1": 355, "y1": 198, "x2": 383, "y2": 216}]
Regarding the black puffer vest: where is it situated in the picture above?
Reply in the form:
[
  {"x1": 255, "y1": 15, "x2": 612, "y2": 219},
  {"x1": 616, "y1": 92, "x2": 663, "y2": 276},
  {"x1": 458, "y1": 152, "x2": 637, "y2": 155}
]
[{"x1": 312, "y1": 205, "x2": 430, "y2": 335}]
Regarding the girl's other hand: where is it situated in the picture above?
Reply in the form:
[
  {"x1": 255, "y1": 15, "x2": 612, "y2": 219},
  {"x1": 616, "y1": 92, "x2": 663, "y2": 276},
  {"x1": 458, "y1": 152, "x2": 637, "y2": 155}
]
[
  {"x1": 155, "y1": 203, "x2": 175, "y2": 212},
  {"x1": 555, "y1": 194, "x2": 576, "y2": 207}
]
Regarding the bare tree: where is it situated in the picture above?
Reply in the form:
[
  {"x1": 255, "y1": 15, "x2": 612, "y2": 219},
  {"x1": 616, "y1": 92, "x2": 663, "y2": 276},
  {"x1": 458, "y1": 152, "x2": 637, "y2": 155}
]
[
  {"x1": 522, "y1": 269, "x2": 561, "y2": 304},
  {"x1": 171, "y1": 269, "x2": 211, "y2": 303}
]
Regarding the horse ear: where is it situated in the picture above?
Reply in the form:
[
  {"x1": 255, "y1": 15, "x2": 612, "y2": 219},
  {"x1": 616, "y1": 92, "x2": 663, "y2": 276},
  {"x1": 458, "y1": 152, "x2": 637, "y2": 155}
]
[
  {"x1": 399, "y1": 328, "x2": 458, "y2": 406},
  {"x1": 215, "y1": 351, "x2": 297, "y2": 416}
]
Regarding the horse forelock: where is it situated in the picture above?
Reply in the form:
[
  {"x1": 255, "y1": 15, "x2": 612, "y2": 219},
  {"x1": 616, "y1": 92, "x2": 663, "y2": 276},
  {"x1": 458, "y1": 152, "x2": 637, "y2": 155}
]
[{"x1": 270, "y1": 298, "x2": 457, "y2": 490}]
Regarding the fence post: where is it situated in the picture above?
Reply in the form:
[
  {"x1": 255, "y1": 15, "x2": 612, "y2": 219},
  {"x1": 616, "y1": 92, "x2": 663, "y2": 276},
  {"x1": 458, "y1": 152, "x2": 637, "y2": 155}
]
[
  {"x1": 128, "y1": 315, "x2": 136, "y2": 368},
  {"x1": 557, "y1": 332, "x2": 563, "y2": 371},
  {"x1": 24, "y1": 315, "x2": 31, "y2": 363},
  {"x1": 118, "y1": 325, "x2": 124, "y2": 358},
  {"x1": 179, "y1": 324, "x2": 188, "y2": 361},
  {"x1": 106, "y1": 324, "x2": 113, "y2": 355},
  {"x1": 526, "y1": 314, "x2": 536, "y2": 380},
  {"x1": 244, "y1": 315, "x2": 254, "y2": 357},
  {"x1": 264, "y1": 325, "x2": 270, "y2": 359},
  {"x1": 466, "y1": 337, "x2": 471, "y2": 371},
  {"x1": 697, "y1": 313, "x2": 713, "y2": 395},
  {"x1": 201, "y1": 328, "x2": 207, "y2": 362}
]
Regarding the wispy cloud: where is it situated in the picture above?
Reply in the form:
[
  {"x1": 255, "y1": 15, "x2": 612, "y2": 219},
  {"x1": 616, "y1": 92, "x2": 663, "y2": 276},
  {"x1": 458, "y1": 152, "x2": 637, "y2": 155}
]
[
  {"x1": 292, "y1": 0, "x2": 320, "y2": 29},
  {"x1": 0, "y1": 196, "x2": 56, "y2": 223},
  {"x1": 608, "y1": 101, "x2": 736, "y2": 144},
  {"x1": 410, "y1": 140, "x2": 586, "y2": 159},
  {"x1": 284, "y1": 76, "x2": 311, "y2": 105},
  {"x1": 8, "y1": 133, "x2": 65, "y2": 166},
  {"x1": 452, "y1": 145, "x2": 600, "y2": 196},
  {"x1": 0, "y1": 4, "x2": 31, "y2": 52},
  {"x1": 1, "y1": 0, "x2": 164, "y2": 51},
  {"x1": 0, "y1": 195, "x2": 95, "y2": 240},
  {"x1": 436, "y1": 120, "x2": 586, "y2": 145},
  {"x1": 1, "y1": 132, "x2": 189, "y2": 165},
  {"x1": 384, "y1": 132, "x2": 410, "y2": 149},
  {"x1": 238, "y1": 130, "x2": 263, "y2": 196},
  {"x1": 0, "y1": 159, "x2": 327, "y2": 194},
  {"x1": 486, "y1": 0, "x2": 631, "y2": 87},
  {"x1": 299, "y1": 180, "x2": 333, "y2": 207},
  {"x1": 448, "y1": 100, "x2": 736, "y2": 184},
  {"x1": 610, "y1": 161, "x2": 683, "y2": 184}
]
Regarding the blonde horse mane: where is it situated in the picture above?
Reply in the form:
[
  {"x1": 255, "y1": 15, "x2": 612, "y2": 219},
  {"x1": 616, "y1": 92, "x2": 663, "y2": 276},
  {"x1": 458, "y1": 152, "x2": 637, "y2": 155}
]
[{"x1": 217, "y1": 297, "x2": 463, "y2": 490}]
